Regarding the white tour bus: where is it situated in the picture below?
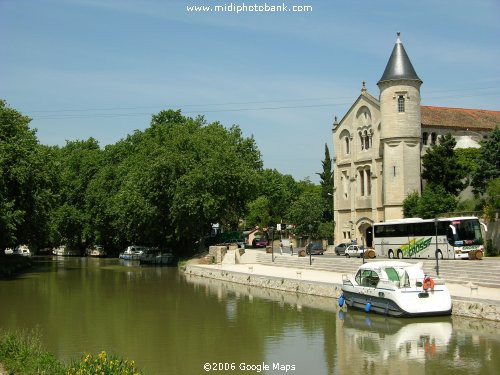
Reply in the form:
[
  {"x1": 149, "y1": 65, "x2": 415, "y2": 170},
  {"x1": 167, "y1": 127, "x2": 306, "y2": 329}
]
[{"x1": 373, "y1": 216, "x2": 485, "y2": 260}]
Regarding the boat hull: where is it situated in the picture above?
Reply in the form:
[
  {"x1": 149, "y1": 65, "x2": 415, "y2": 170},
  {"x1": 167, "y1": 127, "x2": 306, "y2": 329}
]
[{"x1": 342, "y1": 288, "x2": 452, "y2": 318}]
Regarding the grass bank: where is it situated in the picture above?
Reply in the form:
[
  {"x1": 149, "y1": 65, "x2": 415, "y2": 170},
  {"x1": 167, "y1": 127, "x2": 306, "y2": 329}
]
[
  {"x1": 0, "y1": 329, "x2": 143, "y2": 374},
  {"x1": 0, "y1": 255, "x2": 32, "y2": 279}
]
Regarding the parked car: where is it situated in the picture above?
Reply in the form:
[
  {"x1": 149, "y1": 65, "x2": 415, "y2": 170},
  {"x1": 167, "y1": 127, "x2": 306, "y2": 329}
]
[
  {"x1": 305, "y1": 242, "x2": 324, "y2": 255},
  {"x1": 252, "y1": 237, "x2": 268, "y2": 248},
  {"x1": 334, "y1": 242, "x2": 351, "y2": 256},
  {"x1": 345, "y1": 244, "x2": 365, "y2": 258}
]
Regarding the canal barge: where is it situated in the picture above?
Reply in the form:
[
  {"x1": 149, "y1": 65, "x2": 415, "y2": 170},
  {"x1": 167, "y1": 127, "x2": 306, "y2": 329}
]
[{"x1": 341, "y1": 261, "x2": 452, "y2": 317}]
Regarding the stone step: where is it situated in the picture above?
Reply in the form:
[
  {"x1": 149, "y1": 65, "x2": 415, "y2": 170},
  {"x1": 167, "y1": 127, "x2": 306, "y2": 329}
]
[{"x1": 256, "y1": 254, "x2": 500, "y2": 287}]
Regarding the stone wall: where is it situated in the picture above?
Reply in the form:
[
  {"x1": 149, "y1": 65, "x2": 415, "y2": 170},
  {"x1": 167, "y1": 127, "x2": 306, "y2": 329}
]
[{"x1": 185, "y1": 264, "x2": 500, "y2": 322}]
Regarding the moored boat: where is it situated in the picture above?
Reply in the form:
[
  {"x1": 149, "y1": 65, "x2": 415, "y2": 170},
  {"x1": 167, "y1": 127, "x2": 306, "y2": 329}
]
[
  {"x1": 52, "y1": 245, "x2": 80, "y2": 256},
  {"x1": 119, "y1": 245, "x2": 154, "y2": 260},
  {"x1": 340, "y1": 261, "x2": 452, "y2": 317},
  {"x1": 86, "y1": 245, "x2": 106, "y2": 257}
]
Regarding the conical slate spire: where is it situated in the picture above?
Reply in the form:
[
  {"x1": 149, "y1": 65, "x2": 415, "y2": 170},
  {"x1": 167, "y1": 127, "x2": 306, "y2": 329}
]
[{"x1": 378, "y1": 32, "x2": 421, "y2": 85}]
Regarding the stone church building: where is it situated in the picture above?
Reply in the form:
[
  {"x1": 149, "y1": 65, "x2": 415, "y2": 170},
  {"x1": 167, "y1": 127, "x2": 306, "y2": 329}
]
[{"x1": 332, "y1": 33, "x2": 499, "y2": 247}]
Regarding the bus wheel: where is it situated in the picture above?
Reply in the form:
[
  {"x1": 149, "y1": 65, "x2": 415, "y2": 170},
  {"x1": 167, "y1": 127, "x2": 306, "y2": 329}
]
[
  {"x1": 397, "y1": 250, "x2": 403, "y2": 259},
  {"x1": 435, "y1": 250, "x2": 443, "y2": 260},
  {"x1": 388, "y1": 250, "x2": 394, "y2": 259}
]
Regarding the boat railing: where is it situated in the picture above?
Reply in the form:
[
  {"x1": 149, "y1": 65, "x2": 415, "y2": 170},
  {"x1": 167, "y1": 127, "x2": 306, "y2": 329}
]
[{"x1": 342, "y1": 274, "x2": 353, "y2": 286}]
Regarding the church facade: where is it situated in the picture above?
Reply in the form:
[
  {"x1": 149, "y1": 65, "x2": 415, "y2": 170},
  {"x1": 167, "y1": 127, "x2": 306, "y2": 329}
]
[{"x1": 331, "y1": 33, "x2": 499, "y2": 247}]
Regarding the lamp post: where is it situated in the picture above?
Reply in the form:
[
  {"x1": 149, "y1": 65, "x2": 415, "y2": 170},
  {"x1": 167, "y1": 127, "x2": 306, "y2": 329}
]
[
  {"x1": 308, "y1": 224, "x2": 313, "y2": 266},
  {"x1": 269, "y1": 227, "x2": 275, "y2": 263},
  {"x1": 434, "y1": 218, "x2": 440, "y2": 277}
]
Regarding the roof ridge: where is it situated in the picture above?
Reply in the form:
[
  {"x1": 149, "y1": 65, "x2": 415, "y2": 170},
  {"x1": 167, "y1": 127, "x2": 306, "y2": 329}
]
[{"x1": 422, "y1": 105, "x2": 500, "y2": 114}]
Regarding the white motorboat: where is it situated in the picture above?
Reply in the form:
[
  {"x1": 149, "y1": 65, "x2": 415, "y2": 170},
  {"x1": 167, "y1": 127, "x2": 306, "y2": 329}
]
[
  {"x1": 340, "y1": 261, "x2": 452, "y2": 317},
  {"x1": 52, "y1": 245, "x2": 80, "y2": 256},
  {"x1": 119, "y1": 245, "x2": 156, "y2": 260},
  {"x1": 87, "y1": 245, "x2": 106, "y2": 257}
]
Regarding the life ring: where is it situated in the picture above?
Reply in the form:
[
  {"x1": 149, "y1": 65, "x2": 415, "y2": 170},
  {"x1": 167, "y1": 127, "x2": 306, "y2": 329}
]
[{"x1": 423, "y1": 276, "x2": 435, "y2": 291}]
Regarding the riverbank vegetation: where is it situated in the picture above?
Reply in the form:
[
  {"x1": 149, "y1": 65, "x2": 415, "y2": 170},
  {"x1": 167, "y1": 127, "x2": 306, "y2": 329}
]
[
  {"x1": 1, "y1": 100, "x2": 334, "y2": 258},
  {"x1": 0, "y1": 329, "x2": 143, "y2": 375}
]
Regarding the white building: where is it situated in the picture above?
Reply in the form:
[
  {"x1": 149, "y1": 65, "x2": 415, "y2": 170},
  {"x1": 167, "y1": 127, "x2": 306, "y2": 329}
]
[{"x1": 332, "y1": 33, "x2": 499, "y2": 246}]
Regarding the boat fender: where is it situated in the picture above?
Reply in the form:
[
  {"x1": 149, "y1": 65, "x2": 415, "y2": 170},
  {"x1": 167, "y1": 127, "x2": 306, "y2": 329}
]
[
  {"x1": 338, "y1": 294, "x2": 345, "y2": 307},
  {"x1": 338, "y1": 311, "x2": 345, "y2": 321},
  {"x1": 365, "y1": 302, "x2": 371, "y2": 313},
  {"x1": 423, "y1": 276, "x2": 435, "y2": 291}
]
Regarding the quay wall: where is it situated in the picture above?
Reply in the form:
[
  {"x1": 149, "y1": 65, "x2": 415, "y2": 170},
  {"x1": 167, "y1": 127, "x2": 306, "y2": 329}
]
[{"x1": 185, "y1": 264, "x2": 500, "y2": 322}]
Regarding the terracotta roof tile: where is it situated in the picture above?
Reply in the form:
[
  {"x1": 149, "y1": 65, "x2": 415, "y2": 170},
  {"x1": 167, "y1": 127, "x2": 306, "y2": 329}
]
[{"x1": 421, "y1": 106, "x2": 500, "y2": 130}]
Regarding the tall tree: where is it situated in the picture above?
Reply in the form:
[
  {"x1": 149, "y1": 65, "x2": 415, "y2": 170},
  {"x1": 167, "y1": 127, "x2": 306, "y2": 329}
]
[
  {"x1": 0, "y1": 100, "x2": 57, "y2": 247},
  {"x1": 287, "y1": 188, "x2": 323, "y2": 239},
  {"x1": 49, "y1": 138, "x2": 103, "y2": 250},
  {"x1": 471, "y1": 127, "x2": 500, "y2": 194},
  {"x1": 402, "y1": 185, "x2": 457, "y2": 219},
  {"x1": 257, "y1": 169, "x2": 298, "y2": 225},
  {"x1": 421, "y1": 133, "x2": 466, "y2": 195},
  {"x1": 317, "y1": 144, "x2": 333, "y2": 222}
]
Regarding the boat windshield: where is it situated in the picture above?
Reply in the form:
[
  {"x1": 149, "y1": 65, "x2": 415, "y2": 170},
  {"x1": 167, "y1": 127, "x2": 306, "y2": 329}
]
[
  {"x1": 448, "y1": 219, "x2": 483, "y2": 246},
  {"x1": 384, "y1": 267, "x2": 410, "y2": 288}
]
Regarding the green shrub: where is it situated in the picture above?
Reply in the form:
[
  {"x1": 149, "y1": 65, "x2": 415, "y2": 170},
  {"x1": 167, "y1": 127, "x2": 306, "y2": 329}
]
[
  {"x1": 0, "y1": 329, "x2": 65, "y2": 374},
  {"x1": 486, "y1": 239, "x2": 498, "y2": 257}
]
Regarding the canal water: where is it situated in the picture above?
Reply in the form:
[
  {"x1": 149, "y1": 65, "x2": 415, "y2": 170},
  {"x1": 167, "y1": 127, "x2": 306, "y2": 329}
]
[{"x1": 0, "y1": 257, "x2": 499, "y2": 374}]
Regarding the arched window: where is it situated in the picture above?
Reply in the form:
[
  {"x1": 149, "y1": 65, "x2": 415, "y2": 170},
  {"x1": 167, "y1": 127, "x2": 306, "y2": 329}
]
[
  {"x1": 422, "y1": 132, "x2": 428, "y2": 145},
  {"x1": 359, "y1": 170, "x2": 365, "y2": 196},
  {"x1": 345, "y1": 136, "x2": 350, "y2": 154},
  {"x1": 366, "y1": 168, "x2": 371, "y2": 196},
  {"x1": 359, "y1": 132, "x2": 364, "y2": 150},
  {"x1": 398, "y1": 95, "x2": 405, "y2": 113},
  {"x1": 364, "y1": 130, "x2": 370, "y2": 150},
  {"x1": 431, "y1": 132, "x2": 437, "y2": 145}
]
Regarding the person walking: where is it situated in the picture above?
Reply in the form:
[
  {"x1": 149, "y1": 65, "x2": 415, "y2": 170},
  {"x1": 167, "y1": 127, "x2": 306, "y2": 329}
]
[
  {"x1": 289, "y1": 241, "x2": 294, "y2": 256},
  {"x1": 279, "y1": 240, "x2": 283, "y2": 255}
]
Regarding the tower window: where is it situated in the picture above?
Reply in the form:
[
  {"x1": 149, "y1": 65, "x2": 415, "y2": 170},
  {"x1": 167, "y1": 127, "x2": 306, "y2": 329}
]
[
  {"x1": 345, "y1": 136, "x2": 350, "y2": 154},
  {"x1": 398, "y1": 95, "x2": 405, "y2": 113}
]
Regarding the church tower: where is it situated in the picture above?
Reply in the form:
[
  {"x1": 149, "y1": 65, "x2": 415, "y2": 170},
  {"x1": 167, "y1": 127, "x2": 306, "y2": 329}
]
[{"x1": 378, "y1": 32, "x2": 422, "y2": 220}]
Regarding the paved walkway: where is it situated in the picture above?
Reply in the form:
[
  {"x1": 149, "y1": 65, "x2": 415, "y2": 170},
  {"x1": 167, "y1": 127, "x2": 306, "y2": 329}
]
[{"x1": 198, "y1": 249, "x2": 500, "y2": 304}]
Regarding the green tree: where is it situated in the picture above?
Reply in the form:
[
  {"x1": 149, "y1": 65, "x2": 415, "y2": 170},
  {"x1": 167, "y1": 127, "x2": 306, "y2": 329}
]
[
  {"x1": 402, "y1": 191, "x2": 420, "y2": 218},
  {"x1": 88, "y1": 110, "x2": 263, "y2": 255},
  {"x1": 422, "y1": 133, "x2": 466, "y2": 195},
  {"x1": 287, "y1": 190, "x2": 323, "y2": 239},
  {"x1": 49, "y1": 138, "x2": 103, "y2": 250},
  {"x1": 246, "y1": 196, "x2": 271, "y2": 229},
  {"x1": 317, "y1": 144, "x2": 333, "y2": 222},
  {"x1": 0, "y1": 100, "x2": 57, "y2": 248},
  {"x1": 402, "y1": 185, "x2": 457, "y2": 219},
  {"x1": 257, "y1": 169, "x2": 298, "y2": 225},
  {"x1": 455, "y1": 147, "x2": 481, "y2": 187},
  {"x1": 471, "y1": 127, "x2": 500, "y2": 194},
  {"x1": 417, "y1": 185, "x2": 458, "y2": 218},
  {"x1": 484, "y1": 178, "x2": 500, "y2": 220}
]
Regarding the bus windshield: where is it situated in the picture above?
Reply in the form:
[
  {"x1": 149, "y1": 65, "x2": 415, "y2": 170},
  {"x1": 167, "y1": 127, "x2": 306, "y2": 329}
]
[{"x1": 449, "y1": 219, "x2": 483, "y2": 245}]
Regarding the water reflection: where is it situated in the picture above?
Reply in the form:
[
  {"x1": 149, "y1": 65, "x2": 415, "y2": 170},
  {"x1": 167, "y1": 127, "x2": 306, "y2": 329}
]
[
  {"x1": 340, "y1": 312, "x2": 453, "y2": 363},
  {"x1": 1, "y1": 259, "x2": 499, "y2": 375},
  {"x1": 185, "y1": 273, "x2": 500, "y2": 375}
]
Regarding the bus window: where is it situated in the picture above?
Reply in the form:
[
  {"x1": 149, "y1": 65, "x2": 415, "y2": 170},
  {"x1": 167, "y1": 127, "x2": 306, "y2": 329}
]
[{"x1": 455, "y1": 220, "x2": 483, "y2": 244}]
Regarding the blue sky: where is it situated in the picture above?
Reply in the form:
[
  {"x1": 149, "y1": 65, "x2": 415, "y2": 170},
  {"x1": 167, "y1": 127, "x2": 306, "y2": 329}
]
[{"x1": 1, "y1": 0, "x2": 499, "y2": 182}]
